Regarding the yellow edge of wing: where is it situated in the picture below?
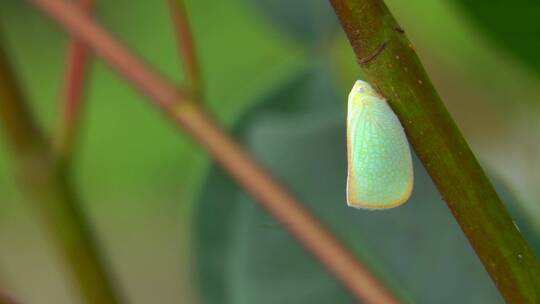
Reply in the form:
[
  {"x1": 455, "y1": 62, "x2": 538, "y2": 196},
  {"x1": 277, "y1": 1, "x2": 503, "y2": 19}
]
[{"x1": 346, "y1": 174, "x2": 413, "y2": 210}]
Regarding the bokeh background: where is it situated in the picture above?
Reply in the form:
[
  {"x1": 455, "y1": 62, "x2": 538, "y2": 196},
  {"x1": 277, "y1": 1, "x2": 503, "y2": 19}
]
[{"x1": 0, "y1": 0, "x2": 539, "y2": 303}]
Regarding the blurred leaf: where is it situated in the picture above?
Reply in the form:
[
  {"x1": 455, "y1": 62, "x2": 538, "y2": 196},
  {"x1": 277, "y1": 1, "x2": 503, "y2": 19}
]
[
  {"x1": 194, "y1": 68, "x2": 514, "y2": 303},
  {"x1": 453, "y1": 0, "x2": 540, "y2": 74},
  {"x1": 244, "y1": 0, "x2": 339, "y2": 47}
]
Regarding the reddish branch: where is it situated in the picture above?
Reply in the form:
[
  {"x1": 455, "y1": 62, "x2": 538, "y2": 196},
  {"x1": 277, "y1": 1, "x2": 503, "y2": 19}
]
[
  {"x1": 167, "y1": 0, "x2": 203, "y2": 98},
  {"x1": 56, "y1": 0, "x2": 94, "y2": 162}
]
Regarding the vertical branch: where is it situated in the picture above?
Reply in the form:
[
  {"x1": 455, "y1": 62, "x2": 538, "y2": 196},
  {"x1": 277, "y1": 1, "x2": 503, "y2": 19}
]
[
  {"x1": 167, "y1": 1, "x2": 203, "y2": 303},
  {"x1": 167, "y1": 0, "x2": 203, "y2": 98},
  {"x1": 28, "y1": 0, "x2": 402, "y2": 302},
  {"x1": 55, "y1": 0, "x2": 95, "y2": 165},
  {"x1": 329, "y1": 0, "x2": 540, "y2": 302},
  {"x1": 0, "y1": 39, "x2": 121, "y2": 304}
]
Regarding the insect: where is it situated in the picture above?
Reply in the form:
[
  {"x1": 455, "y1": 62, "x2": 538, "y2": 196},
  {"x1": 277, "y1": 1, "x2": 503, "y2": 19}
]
[{"x1": 346, "y1": 80, "x2": 413, "y2": 209}]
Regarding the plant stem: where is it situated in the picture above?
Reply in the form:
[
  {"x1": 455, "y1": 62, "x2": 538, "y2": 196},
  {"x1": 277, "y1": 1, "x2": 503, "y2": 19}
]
[
  {"x1": 167, "y1": 1, "x2": 203, "y2": 303},
  {"x1": 55, "y1": 0, "x2": 94, "y2": 166},
  {"x1": 0, "y1": 42, "x2": 121, "y2": 304},
  {"x1": 28, "y1": 0, "x2": 402, "y2": 302},
  {"x1": 167, "y1": 0, "x2": 203, "y2": 99},
  {"x1": 329, "y1": 0, "x2": 540, "y2": 302}
]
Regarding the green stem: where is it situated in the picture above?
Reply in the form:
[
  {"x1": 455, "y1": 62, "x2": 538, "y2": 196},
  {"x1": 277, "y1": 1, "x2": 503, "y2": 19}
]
[
  {"x1": 0, "y1": 41, "x2": 121, "y2": 304},
  {"x1": 329, "y1": 0, "x2": 540, "y2": 302}
]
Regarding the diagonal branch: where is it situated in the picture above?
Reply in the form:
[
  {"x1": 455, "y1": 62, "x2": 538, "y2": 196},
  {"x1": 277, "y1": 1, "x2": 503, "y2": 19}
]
[
  {"x1": 329, "y1": 0, "x2": 540, "y2": 302},
  {"x1": 55, "y1": 0, "x2": 95, "y2": 165},
  {"x1": 28, "y1": 0, "x2": 401, "y2": 302},
  {"x1": 167, "y1": 0, "x2": 203, "y2": 99}
]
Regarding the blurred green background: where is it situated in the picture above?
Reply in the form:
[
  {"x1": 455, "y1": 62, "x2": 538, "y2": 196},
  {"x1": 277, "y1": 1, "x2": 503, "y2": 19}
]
[{"x1": 0, "y1": 0, "x2": 539, "y2": 303}]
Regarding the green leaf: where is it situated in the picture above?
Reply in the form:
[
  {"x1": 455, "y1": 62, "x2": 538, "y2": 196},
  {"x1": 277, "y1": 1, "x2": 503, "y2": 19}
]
[{"x1": 195, "y1": 70, "x2": 507, "y2": 303}]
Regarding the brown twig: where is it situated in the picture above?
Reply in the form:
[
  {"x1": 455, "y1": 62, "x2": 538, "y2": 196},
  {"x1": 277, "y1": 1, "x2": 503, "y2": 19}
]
[
  {"x1": 55, "y1": 0, "x2": 94, "y2": 164},
  {"x1": 28, "y1": 0, "x2": 401, "y2": 302},
  {"x1": 167, "y1": 0, "x2": 203, "y2": 98}
]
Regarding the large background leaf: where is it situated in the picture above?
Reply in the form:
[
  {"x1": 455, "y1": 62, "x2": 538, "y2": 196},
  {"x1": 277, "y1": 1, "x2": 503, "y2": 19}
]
[{"x1": 193, "y1": 68, "x2": 529, "y2": 303}]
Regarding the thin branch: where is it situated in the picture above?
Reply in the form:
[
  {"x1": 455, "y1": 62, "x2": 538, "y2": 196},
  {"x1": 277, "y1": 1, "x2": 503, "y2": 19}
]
[
  {"x1": 36, "y1": 1, "x2": 182, "y2": 107},
  {"x1": 28, "y1": 0, "x2": 401, "y2": 302},
  {"x1": 55, "y1": 0, "x2": 95, "y2": 165},
  {"x1": 329, "y1": 0, "x2": 540, "y2": 302},
  {"x1": 0, "y1": 38, "x2": 121, "y2": 304},
  {"x1": 167, "y1": 1, "x2": 204, "y2": 303},
  {"x1": 167, "y1": 0, "x2": 203, "y2": 98}
]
